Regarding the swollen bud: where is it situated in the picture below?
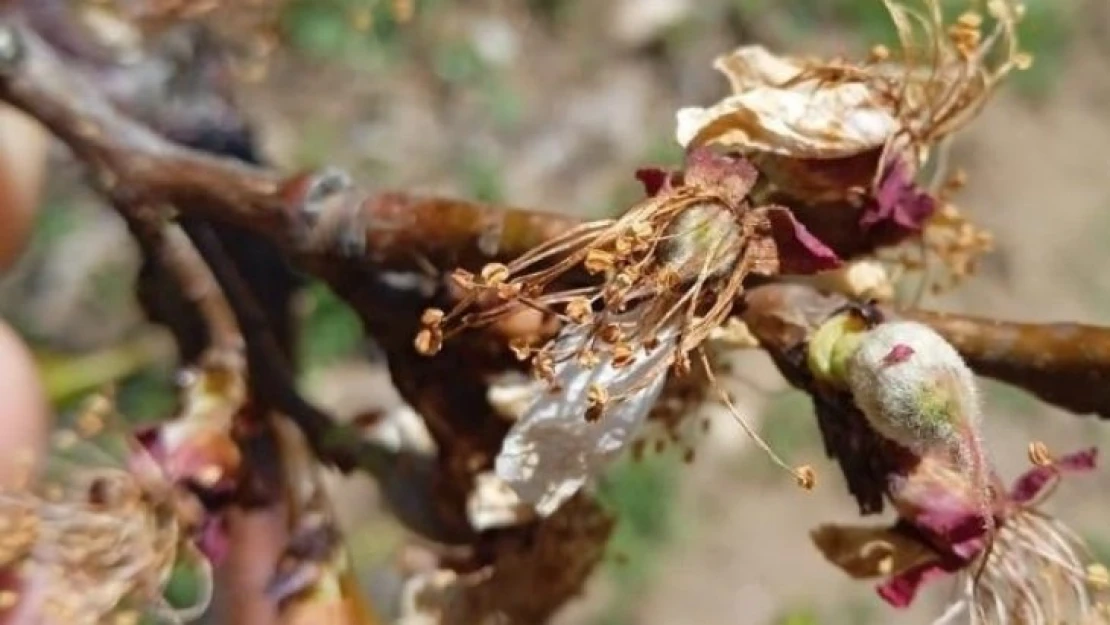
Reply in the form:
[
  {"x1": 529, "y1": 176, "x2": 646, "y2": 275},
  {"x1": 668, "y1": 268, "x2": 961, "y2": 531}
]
[
  {"x1": 846, "y1": 321, "x2": 980, "y2": 456},
  {"x1": 844, "y1": 321, "x2": 992, "y2": 529}
]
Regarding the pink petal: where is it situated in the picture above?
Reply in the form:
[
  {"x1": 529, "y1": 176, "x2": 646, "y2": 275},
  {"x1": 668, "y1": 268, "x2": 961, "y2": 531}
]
[
  {"x1": 860, "y1": 159, "x2": 936, "y2": 237},
  {"x1": 1010, "y1": 447, "x2": 1098, "y2": 503},
  {"x1": 198, "y1": 516, "x2": 231, "y2": 565},
  {"x1": 763, "y1": 207, "x2": 843, "y2": 274},
  {"x1": 876, "y1": 560, "x2": 951, "y2": 608}
]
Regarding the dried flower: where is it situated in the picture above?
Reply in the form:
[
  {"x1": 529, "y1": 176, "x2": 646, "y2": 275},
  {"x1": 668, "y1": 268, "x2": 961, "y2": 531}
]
[
  {"x1": 680, "y1": 0, "x2": 1027, "y2": 171},
  {"x1": 675, "y1": 1, "x2": 1026, "y2": 252},
  {"x1": 1, "y1": 393, "x2": 216, "y2": 625},
  {"x1": 136, "y1": 352, "x2": 245, "y2": 495},
  {"x1": 426, "y1": 148, "x2": 838, "y2": 513},
  {"x1": 813, "y1": 447, "x2": 1106, "y2": 624}
]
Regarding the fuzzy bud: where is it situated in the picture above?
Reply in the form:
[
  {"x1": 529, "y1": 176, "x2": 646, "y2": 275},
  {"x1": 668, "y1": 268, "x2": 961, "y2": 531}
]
[
  {"x1": 846, "y1": 322, "x2": 980, "y2": 455},
  {"x1": 846, "y1": 321, "x2": 992, "y2": 530}
]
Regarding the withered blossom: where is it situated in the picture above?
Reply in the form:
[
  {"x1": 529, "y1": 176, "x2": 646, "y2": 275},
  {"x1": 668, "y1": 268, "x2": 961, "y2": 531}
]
[
  {"x1": 264, "y1": 417, "x2": 380, "y2": 625},
  {"x1": 136, "y1": 352, "x2": 246, "y2": 497},
  {"x1": 675, "y1": 0, "x2": 1027, "y2": 254},
  {"x1": 419, "y1": 148, "x2": 838, "y2": 514},
  {"x1": 0, "y1": 394, "x2": 215, "y2": 625},
  {"x1": 812, "y1": 448, "x2": 1107, "y2": 624}
]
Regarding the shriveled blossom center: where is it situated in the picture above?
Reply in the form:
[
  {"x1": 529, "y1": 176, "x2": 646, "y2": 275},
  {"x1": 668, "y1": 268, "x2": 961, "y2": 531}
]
[
  {"x1": 416, "y1": 148, "x2": 840, "y2": 513},
  {"x1": 659, "y1": 201, "x2": 744, "y2": 282}
]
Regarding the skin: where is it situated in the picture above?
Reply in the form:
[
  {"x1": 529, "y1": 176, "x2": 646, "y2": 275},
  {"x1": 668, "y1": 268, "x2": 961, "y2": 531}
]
[
  {"x1": 0, "y1": 107, "x2": 49, "y2": 272},
  {"x1": 0, "y1": 321, "x2": 51, "y2": 625},
  {"x1": 0, "y1": 95, "x2": 50, "y2": 624}
]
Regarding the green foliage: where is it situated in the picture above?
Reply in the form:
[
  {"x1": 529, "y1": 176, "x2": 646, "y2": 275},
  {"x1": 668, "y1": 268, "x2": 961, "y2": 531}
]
[
  {"x1": 1010, "y1": 0, "x2": 1072, "y2": 98},
  {"x1": 740, "y1": 390, "x2": 817, "y2": 482},
  {"x1": 297, "y1": 280, "x2": 365, "y2": 369},
  {"x1": 773, "y1": 606, "x2": 819, "y2": 625},
  {"x1": 115, "y1": 367, "x2": 177, "y2": 426},
  {"x1": 460, "y1": 154, "x2": 506, "y2": 204},
  {"x1": 593, "y1": 452, "x2": 680, "y2": 624},
  {"x1": 281, "y1": 0, "x2": 408, "y2": 63}
]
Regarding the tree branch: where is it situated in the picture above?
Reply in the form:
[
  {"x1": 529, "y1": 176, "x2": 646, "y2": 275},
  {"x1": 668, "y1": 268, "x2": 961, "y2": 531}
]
[
  {"x1": 0, "y1": 16, "x2": 578, "y2": 274},
  {"x1": 741, "y1": 283, "x2": 1110, "y2": 421},
  {"x1": 896, "y1": 308, "x2": 1110, "y2": 420}
]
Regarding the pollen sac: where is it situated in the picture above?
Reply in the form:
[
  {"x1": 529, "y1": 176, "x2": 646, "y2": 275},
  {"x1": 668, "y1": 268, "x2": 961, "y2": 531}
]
[
  {"x1": 494, "y1": 315, "x2": 678, "y2": 516},
  {"x1": 659, "y1": 202, "x2": 743, "y2": 283}
]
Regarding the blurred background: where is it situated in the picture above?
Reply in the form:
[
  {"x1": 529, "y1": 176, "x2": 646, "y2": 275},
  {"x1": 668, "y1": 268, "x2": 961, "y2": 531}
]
[{"x1": 1, "y1": 0, "x2": 1109, "y2": 623}]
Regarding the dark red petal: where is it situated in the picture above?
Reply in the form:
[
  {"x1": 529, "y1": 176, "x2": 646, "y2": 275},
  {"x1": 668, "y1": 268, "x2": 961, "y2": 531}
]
[
  {"x1": 1010, "y1": 447, "x2": 1098, "y2": 503},
  {"x1": 886, "y1": 464, "x2": 988, "y2": 559},
  {"x1": 635, "y1": 167, "x2": 671, "y2": 197},
  {"x1": 762, "y1": 207, "x2": 843, "y2": 274},
  {"x1": 860, "y1": 159, "x2": 936, "y2": 236},
  {"x1": 684, "y1": 147, "x2": 759, "y2": 204},
  {"x1": 876, "y1": 560, "x2": 950, "y2": 608}
]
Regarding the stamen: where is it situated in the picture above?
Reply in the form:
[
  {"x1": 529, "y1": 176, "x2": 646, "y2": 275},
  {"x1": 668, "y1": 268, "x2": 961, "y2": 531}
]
[{"x1": 696, "y1": 348, "x2": 815, "y2": 489}]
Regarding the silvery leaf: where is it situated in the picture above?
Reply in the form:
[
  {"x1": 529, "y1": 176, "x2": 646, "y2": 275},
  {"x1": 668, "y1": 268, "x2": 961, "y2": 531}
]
[{"x1": 494, "y1": 317, "x2": 678, "y2": 516}]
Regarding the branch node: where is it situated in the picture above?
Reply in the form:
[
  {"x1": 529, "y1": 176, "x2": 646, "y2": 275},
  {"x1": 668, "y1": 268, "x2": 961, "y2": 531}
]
[{"x1": 278, "y1": 168, "x2": 364, "y2": 255}]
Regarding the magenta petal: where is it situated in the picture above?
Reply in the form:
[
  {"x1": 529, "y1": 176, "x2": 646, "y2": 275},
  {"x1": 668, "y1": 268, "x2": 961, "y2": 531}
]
[
  {"x1": 860, "y1": 159, "x2": 936, "y2": 235},
  {"x1": 198, "y1": 516, "x2": 230, "y2": 565},
  {"x1": 764, "y1": 207, "x2": 843, "y2": 274},
  {"x1": 877, "y1": 560, "x2": 950, "y2": 608},
  {"x1": 911, "y1": 499, "x2": 986, "y2": 547},
  {"x1": 1009, "y1": 447, "x2": 1098, "y2": 503}
]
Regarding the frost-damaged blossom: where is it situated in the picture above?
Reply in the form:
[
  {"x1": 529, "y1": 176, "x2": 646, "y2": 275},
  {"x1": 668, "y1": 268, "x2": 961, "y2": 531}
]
[
  {"x1": 675, "y1": 0, "x2": 1029, "y2": 249},
  {"x1": 806, "y1": 315, "x2": 1108, "y2": 623},
  {"x1": 0, "y1": 393, "x2": 216, "y2": 625},
  {"x1": 136, "y1": 351, "x2": 246, "y2": 497},
  {"x1": 263, "y1": 417, "x2": 380, "y2": 625},
  {"x1": 418, "y1": 148, "x2": 838, "y2": 514},
  {"x1": 812, "y1": 447, "x2": 1109, "y2": 624}
]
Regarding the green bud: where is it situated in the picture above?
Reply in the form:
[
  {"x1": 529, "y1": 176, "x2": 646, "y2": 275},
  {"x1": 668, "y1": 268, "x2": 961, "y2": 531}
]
[{"x1": 806, "y1": 311, "x2": 868, "y2": 389}]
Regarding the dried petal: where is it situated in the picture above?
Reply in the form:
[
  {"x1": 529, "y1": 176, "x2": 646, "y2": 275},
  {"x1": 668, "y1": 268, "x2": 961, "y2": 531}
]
[
  {"x1": 1009, "y1": 447, "x2": 1098, "y2": 504},
  {"x1": 859, "y1": 159, "x2": 937, "y2": 240},
  {"x1": 750, "y1": 206, "x2": 842, "y2": 275},
  {"x1": 712, "y1": 45, "x2": 804, "y2": 93},
  {"x1": 676, "y1": 77, "x2": 898, "y2": 158},
  {"x1": 634, "y1": 167, "x2": 676, "y2": 197},
  {"x1": 494, "y1": 315, "x2": 678, "y2": 516},
  {"x1": 811, "y1": 523, "x2": 938, "y2": 580},
  {"x1": 682, "y1": 148, "x2": 759, "y2": 205},
  {"x1": 466, "y1": 472, "x2": 533, "y2": 531},
  {"x1": 876, "y1": 560, "x2": 952, "y2": 609}
]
